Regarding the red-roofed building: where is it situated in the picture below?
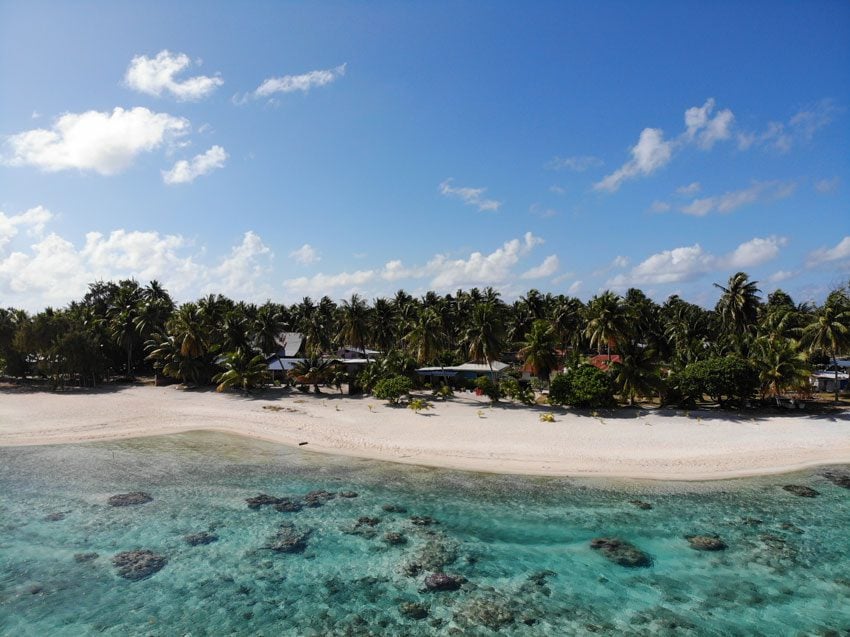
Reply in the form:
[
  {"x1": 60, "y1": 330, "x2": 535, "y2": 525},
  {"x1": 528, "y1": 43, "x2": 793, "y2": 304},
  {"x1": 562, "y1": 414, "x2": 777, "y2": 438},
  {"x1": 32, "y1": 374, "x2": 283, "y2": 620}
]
[{"x1": 588, "y1": 354, "x2": 621, "y2": 371}]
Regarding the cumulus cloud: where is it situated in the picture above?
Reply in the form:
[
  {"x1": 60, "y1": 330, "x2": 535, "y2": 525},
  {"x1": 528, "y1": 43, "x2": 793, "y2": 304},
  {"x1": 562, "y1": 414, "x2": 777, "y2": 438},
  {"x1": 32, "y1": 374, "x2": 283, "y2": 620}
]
[
  {"x1": 768, "y1": 270, "x2": 796, "y2": 283},
  {"x1": 679, "y1": 180, "x2": 795, "y2": 216},
  {"x1": 439, "y1": 178, "x2": 502, "y2": 211},
  {"x1": 520, "y1": 255, "x2": 559, "y2": 279},
  {"x1": 594, "y1": 128, "x2": 673, "y2": 191},
  {"x1": 3, "y1": 107, "x2": 188, "y2": 175},
  {"x1": 806, "y1": 236, "x2": 850, "y2": 267},
  {"x1": 0, "y1": 210, "x2": 279, "y2": 309},
  {"x1": 251, "y1": 63, "x2": 346, "y2": 99},
  {"x1": 649, "y1": 200, "x2": 671, "y2": 213},
  {"x1": 162, "y1": 145, "x2": 227, "y2": 184},
  {"x1": 676, "y1": 182, "x2": 701, "y2": 196},
  {"x1": 546, "y1": 155, "x2": 603, "y2": 171},
  {"x1": 289, "y1": 243, "x2": 320, "y2": 265},
  {"x1": 284, "y1": 269, "x2": 376, "y2": 297},
  {"x1": 595, "y1": 98, "x2": 736, "y2": 192},
  {"x1": 0, "y1": 206, "x2": 53, "y2": 249},
  {"x1": 125, "y1": 50, "x2": 223, "y2": 101},
  {"x1": 608, "y1": 236, "x2": 786, "y2": 287},
  {"x1": 684, "y1": 98, "x2": 734, "y2": 149}
]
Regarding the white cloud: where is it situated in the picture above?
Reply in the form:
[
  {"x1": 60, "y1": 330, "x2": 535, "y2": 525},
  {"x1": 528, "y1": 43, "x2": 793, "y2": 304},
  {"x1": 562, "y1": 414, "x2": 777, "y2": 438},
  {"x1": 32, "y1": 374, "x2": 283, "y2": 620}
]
[
  {"x1": 4, "y1": 107, "x2": 188, "y2": 175},
  {"x1": 125, "y1": 50, "x2": 223, "y2": 101},
  {"x1": 0, "y1": 206, "x2": 53, "y2": 249},
  {"x1": 680, "y1": 180, "x2": 795, "y2": 216},
  {"x1": 607, "y1": 236, "x2": 786, "y2": 287},
  {"x1": 204, "y1": 231, "x2": 274, "y2": 300},
  {"x1": 649, "y1": 200, "x2": 671, "y2": 213},
  {"x1": 162, "y1": 145, "x2": 227, "y2": 184},
  {"x1": 439, "y1": 178, "x2": 502, "y2": 211},
  {"x1": 806, "y1": 236, "x2": 850, "y2": 267},
  {"x1": 289, "y1": 243, "x2": 320, "y2": 265},
  {"x1": 684, "y1": 98, "x2": 734, "y2": 149},
  {"x1": 738, "y1": 99, "x2": 836, "y2": 154},
  {"x1": 252, "y1": 64, "x2": 346, "y2": 99},
  {"x1": 594, "y1": 128, "x2": 673, "y2": 191},
  {"x1": 724, "y1": 236, "x2": 788, "y2": 269},
  {"x1": 768, "y1": 270, "x2": 795, "y2": 283},
  {"x1": 521, "y1": 255, "x2": 559, "y2": 279},
  {"x1": 427, "y1": 232, "x2": 542, "y2": 288},
  {"x1": 284, "y1": 269, "x2": 376, "y2": 297},
  {"x1": 546, "y1": 155, "x2": 603, "y2": 171},
  {"x1": 568, "y1": 280, "x2": 582, "y2": 294},
  {"x1": 815, "y1": 177, "x2": 840, "y2": 194},
  {"x1": 676, "y1": 181, "x2": 701, "y2": 196},
  {"x1": 549, "y1": 185, "x2": 566, "y2": 195}
]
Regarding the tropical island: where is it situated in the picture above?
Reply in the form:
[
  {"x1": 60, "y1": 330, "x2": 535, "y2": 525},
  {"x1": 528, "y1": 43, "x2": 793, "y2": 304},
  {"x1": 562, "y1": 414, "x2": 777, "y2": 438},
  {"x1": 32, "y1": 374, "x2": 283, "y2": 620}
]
[{"x1": 2, "y1": 272, "x2": 848, "y2": 479}]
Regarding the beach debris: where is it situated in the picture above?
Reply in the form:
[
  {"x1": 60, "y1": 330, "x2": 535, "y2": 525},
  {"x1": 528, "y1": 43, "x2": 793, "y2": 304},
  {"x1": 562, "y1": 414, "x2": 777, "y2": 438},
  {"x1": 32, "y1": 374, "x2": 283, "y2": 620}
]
[
  {"x1": 112, "y1": 550, "x2": 167, "y2": 580},
  {"x1": 265, "y1": 522, "x2": 310, "y2": 553},
  {"x1": 245, "y1": 493, "x2": 283, "y2": 509},
  {"x1": 539, "y1": 412, "x2": 555, "y2": 423},
  {"x1": 382, "y1": 503, "x2": 407, "y2": 513},
  {"x1": 629, "y1": 500, "x2": 653, "y2": 510},
  {"x1": 298, "y1": 441, "x2": 308, "y2": 446},
  {"x1": 782, "y1": 484, "x2": 820, "y2": 498},
  {"x1": 184, "y1": 532, "x2": 218, "y2": 546},
  {"x1": 74, "y1": 552, "x2": 99, "y2": 563},
  {"x1": 399, "y1": 601, "x2": 429, "y2": 620},
  {"x1": 823, "y1": 471, "x2": 850, "y2": 489},
  {"x1": 44, "y1": 512, "x2": 66, "y2": 521},
  {"x1": 107, "y1": 492, "x2": 153, "y2": 507},
  {"x1": 590, "y1": 538, "x2": 652, "y2": 567},
  {"x1": 273, "y1": 498, "x2": 303, "y2": 513},
  {"x1": 409, "y1": 515, "x2": 438, "y2": 526},
  {"x1": 685, "y1": 534, "x2": 727, "y2": 551},
  {"x1": 383, "y1": 532, "x2": 407, "y2": 546},
  {"x1": 339, "y1": 491, "x2": 359, "y2": 498},
  {"x1": 304, "y1": 489, "x2": 336, "y2": 507},
  {"x1": 423, "y1": 572, "x2": 463, "y2": 591}
]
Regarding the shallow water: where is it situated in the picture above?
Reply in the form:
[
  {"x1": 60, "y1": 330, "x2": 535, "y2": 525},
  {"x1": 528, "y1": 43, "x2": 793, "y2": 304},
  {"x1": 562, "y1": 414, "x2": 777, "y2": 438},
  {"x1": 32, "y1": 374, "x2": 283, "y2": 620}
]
[{"x1": 0, "y1": 432, "x2": 848, "y2": 636}]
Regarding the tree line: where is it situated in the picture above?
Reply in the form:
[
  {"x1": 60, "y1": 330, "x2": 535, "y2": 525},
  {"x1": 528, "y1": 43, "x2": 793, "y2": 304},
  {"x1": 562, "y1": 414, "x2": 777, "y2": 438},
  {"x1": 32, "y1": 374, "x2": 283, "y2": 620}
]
[{"x1": 1, "y1": 273, "x2": 849, "y2": 405}]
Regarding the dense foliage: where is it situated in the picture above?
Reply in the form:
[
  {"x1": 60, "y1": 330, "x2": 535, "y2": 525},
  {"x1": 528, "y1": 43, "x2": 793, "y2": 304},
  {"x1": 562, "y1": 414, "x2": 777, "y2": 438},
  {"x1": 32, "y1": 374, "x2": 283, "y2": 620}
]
[
  {"x1": 373, "y1": 375, "x2": 413, "y2": 405},
  {"x1": 1, "y1": 273, "x2": 849, "y2": 406},
  {"x1": 549, "y1": 366, "x2": 616, "y2": 409}
]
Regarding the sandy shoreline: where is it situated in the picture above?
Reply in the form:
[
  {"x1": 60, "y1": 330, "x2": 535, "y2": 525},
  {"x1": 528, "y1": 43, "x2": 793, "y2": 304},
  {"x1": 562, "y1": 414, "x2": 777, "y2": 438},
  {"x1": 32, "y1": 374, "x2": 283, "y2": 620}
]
[{"x1": 1, "y1": 384, "x2": 849, "y2": 480}]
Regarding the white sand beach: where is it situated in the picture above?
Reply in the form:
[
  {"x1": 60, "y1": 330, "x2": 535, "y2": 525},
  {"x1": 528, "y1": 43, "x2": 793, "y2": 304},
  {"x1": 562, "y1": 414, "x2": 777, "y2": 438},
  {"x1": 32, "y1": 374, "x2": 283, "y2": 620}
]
[{"x1": 1, "y1": 384, "x2": 849, "y2": 480}]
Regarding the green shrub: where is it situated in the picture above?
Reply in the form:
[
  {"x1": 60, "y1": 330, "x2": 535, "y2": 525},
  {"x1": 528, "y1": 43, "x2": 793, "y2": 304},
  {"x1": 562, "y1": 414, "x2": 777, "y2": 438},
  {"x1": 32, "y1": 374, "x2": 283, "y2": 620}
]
[
  {"x1": 672, "y1": 356, "x2": 758, "y2": 408},
  {"x1": 539, "y1": 412, "x2": 555, "y2": 422},
  {"x1": 548, "y1": 366, "x2": 615, "y2": 409},
  {"x1": 474, "y1": 376, "x2": 501, "y2": 402},
  {"x1": 500, "y1": 376, "x2": 534, "y2": 405},
  {"x1": 408, "y1": 398, "x2": 433, "y2": 413},
  {"x1": 373, "y1": 375, "x2": 413, "y2": 405},
  {"x1": 433, "y1": 384, "x2": 454, "y2": 399}
]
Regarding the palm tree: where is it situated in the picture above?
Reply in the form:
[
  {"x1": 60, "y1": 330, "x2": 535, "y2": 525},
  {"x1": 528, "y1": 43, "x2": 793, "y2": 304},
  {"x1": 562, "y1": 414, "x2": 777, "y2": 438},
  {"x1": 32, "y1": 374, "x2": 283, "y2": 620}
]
[
  {"x1": 253, "y1": 303, "x2": 285, "y2": 355},
  {"x1": 338, "y1": 294, "x2": 372, "y2": 360},
  {"x1": 145, "y1": 334, "x2": 211, "y2": 386},
  {"x1": 107, "y1": 282, "x2": 143, "y2": 376},
  {"x1": 584, "y1": 291, "x2": 627, "y2": 361},
  {"x1": 611, "y1": 340, "x2": 659, "y2": 406},
  {"x1": 801, "y1": 291, "x2": 850, "y2": 402},
  {"x1": 169, "y1": 303, "x2": 207, "y2": 358},
  {"x1": 289, "y1": 357, "x2": 339, "y2": 393},
  {"x1": 212, "y1": 348, "x2": 268, "y2": 393},
  {"x1": 463, "y1": 302, "x2": 505, "y2": 377},
  {"x1": 752, "y1": 338, "x2": 810, "y2": 399},
  {"x1": 714, "y1": 272, "x2": 761, "y2": 353},
  {"x1": 518, "y1": 319, "x2": 558, "y2": 382}
]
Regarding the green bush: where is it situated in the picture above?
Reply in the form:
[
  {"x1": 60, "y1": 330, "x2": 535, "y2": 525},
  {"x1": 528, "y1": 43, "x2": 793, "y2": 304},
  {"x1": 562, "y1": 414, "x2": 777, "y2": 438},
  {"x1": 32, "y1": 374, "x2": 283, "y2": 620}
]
[
  {"x1": 672, "y1": 356, "x2": 758, "y2": 408},
  {"x1": 432, "y1": 384, "x2": 454, "y2": 399},
  {"x1": 373, "y1": 375, "x2": 413, "y2": 405},
  {"x1": 474, "y1": 376, "x2": 501, "y2": 402},
  {"x1": 500, "y1": 376, "x2": 534, "y2": 405},
  {"x1": 548, "y1": 366, "x2": 614, "y2": 409}
]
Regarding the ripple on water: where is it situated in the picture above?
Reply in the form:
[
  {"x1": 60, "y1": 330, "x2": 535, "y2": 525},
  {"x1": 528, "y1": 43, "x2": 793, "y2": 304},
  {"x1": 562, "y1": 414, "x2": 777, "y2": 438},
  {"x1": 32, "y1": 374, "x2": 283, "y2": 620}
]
[{"x1": 0, "y1": 431, "x2": 848, "y2": 636}]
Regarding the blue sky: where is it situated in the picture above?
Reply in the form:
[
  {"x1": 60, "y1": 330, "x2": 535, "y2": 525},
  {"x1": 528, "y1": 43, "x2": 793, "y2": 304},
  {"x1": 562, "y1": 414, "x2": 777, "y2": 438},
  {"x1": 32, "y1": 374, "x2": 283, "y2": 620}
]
[{"x1": 1, "y1": 0, "x2": 848, "y2": 311}]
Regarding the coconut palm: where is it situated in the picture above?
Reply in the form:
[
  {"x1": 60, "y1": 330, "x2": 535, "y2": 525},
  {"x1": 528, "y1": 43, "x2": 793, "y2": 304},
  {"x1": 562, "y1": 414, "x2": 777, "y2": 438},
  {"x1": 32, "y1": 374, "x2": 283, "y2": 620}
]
[
  {"x1": 289, "y1": 356, "x2": 339, "y2": 393},
  {"x1": 714, "y1": 272, "x2": 761, "y2": 353},
  {"x1": 463, "y1": 302, "x2": 505, "y2": 376},
  {"x1": 518, "y1": 319, "x2": 558, "y2": 382},
  {"x1": 145, "y1": 334, "x2": 211, "y2": 386},
  {"x1": 752, "y1": 338, "x2": 810, "y2": 398},
  {"x1": 212, "y1": 348, "x2": 268, "y2": 393},
  {"x1": 169, "y1": 303, "x2": 208, "y2": 358},
  {"x1": 610, "y1": 340, "x2": 659, "y2": 406},
  {"x1": 801, "y1": 291, "x2": 850, "y2": 402},
  {"x1": 584, "y1": 291, "x2": 627, "y2": 361},
  {"x1": 338, "y1": 294, "x2": 372, "y2": 360}
]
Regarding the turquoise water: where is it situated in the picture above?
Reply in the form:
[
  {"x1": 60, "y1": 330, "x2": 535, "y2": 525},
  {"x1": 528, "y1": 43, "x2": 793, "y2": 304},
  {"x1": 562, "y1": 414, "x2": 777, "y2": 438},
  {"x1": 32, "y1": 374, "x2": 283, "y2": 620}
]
[{"x1": 1, "y1": 432, "x2": 848, "y2": 636}]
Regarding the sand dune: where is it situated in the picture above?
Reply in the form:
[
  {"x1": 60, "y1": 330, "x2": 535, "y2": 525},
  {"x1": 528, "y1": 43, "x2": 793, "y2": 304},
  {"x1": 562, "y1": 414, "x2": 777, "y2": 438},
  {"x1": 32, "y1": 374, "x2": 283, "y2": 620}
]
[{"x1": 1, "y1": 384, "x2": 848, "y2": 480}]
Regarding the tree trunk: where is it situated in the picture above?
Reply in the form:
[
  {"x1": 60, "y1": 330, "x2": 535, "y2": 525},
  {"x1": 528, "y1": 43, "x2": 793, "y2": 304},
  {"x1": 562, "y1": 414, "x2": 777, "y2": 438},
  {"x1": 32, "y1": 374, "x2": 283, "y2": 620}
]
[{"x1": 833, "y1": 351, "x2": 840, "y2": 404}]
